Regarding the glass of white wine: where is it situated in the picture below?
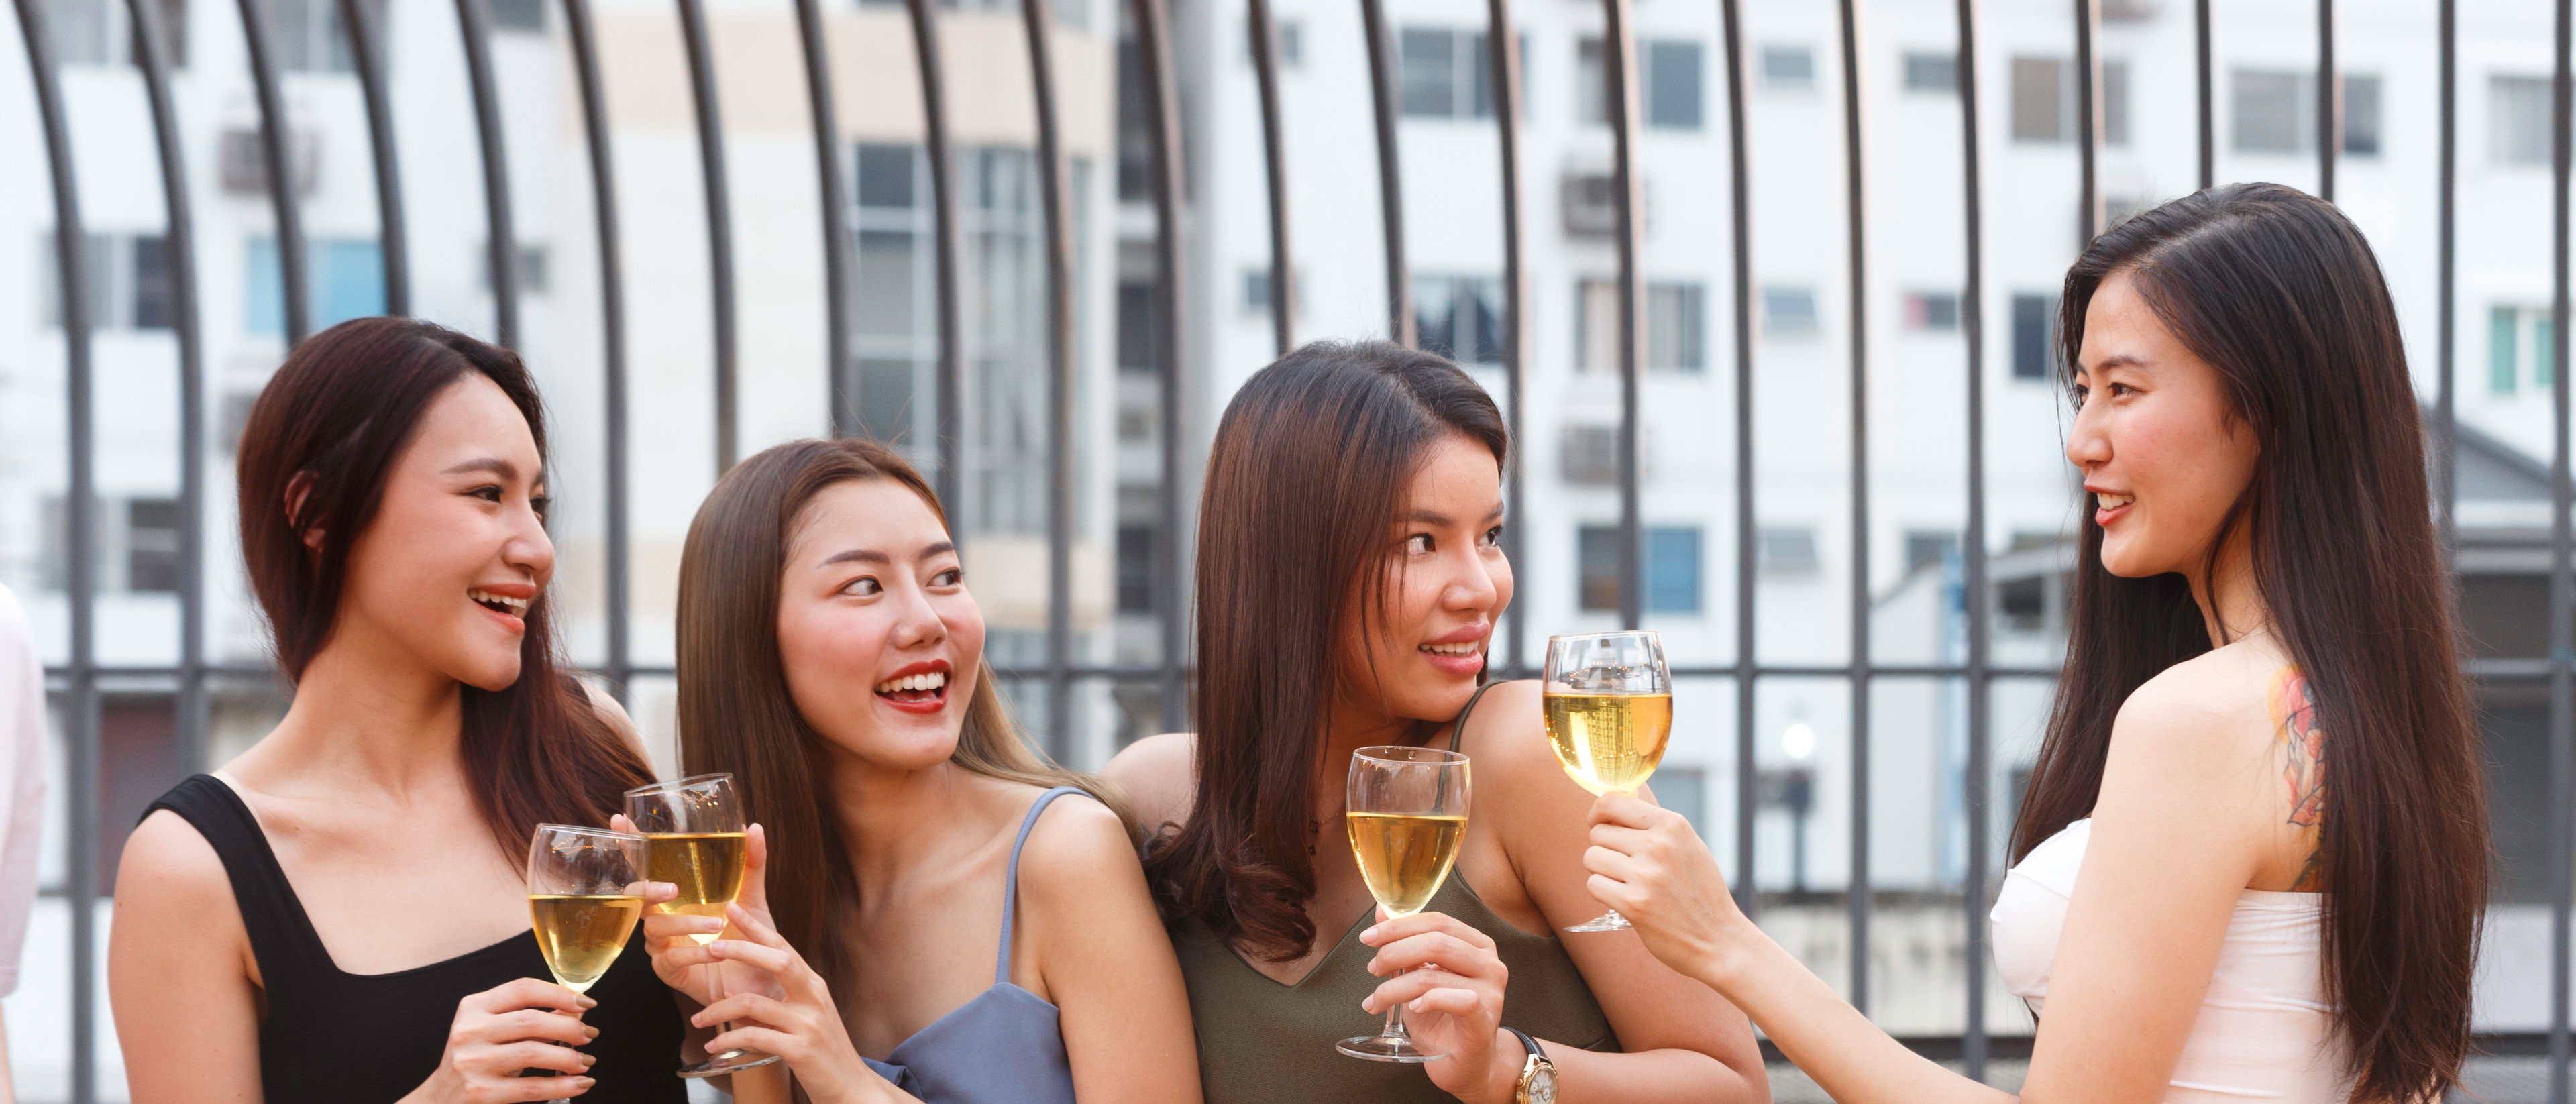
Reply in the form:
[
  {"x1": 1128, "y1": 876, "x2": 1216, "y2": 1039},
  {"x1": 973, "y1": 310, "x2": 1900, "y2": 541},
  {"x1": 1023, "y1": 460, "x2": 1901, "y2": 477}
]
[
  {"x1": 526, "y1": 824, "x2": 648, "y2": 1104},
  {"x1": 1336, "y1": 745, "x2": 1472, "y2": 1064},
  {"x1": 1544, "y1": 630, "x2": 1674, "y2": 932},
  {"x1": 624, "y1": 773, "x2": 780, "y2": 1078}
]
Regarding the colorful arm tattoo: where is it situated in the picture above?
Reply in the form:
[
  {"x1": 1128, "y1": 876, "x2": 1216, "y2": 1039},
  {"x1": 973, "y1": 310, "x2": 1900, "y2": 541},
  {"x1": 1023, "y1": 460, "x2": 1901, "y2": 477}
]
[{"x1": 2268, "y1": 666, "x2": 2328, "y2": 891}]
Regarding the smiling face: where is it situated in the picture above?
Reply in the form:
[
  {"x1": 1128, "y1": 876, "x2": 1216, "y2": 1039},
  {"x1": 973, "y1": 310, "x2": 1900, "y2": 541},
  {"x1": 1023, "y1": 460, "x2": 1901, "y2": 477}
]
[
  {"x1": 2066, "y1": 270, "x2": 2262, "y2": 579},
  {"x1": 332, "y1": 372, "x2": 553, "y2": 691},
  {"x1": 1334, "y1": 432, "x2": 1514, "y2": 726},
  {"x1": 774, "y1": 478, "x2": 986, "y2": 771}
]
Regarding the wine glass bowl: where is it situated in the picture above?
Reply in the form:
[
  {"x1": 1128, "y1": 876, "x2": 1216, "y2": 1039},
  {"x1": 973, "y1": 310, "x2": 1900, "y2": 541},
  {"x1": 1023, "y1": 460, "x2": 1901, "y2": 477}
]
[
  {"x1": 1544, "y1": 632, "x2": 1673, "y2": 932},
  {"x1": 1336, "y1": 745, "x2": 1472, "y2": 1064},
  {"x1": 624, "y1": 773, "x2": 778, "y2": 1078},
  {"x1": 525, "y1": 825, "x2": 647, "y2": 1104}
]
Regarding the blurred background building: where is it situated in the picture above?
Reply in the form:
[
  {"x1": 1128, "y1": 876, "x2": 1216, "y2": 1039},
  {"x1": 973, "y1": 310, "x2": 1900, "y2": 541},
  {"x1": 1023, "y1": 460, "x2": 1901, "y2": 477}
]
[{"x1": 0, "y1": 0, "x2": 2569, "y2": 1098}]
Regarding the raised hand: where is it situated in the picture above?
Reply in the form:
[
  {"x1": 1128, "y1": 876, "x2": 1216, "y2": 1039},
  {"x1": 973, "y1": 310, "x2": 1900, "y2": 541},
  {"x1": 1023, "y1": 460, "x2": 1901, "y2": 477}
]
[
  {"x1": 1358, "y1": 909, "x2": 1511, "y2": 1104},
  {"x1": 1581, "y1": 791, "x2": 1747, "y2": 979},
  {"x1": 618, "y1": 816, "x2": 780, "y2": 1007},
  {"x1": 690, "y1": 904, "x2": 916, "y2": 1104},
  {"x1": 398, "y1": 977, "x2": 600, "y2": 1104}
]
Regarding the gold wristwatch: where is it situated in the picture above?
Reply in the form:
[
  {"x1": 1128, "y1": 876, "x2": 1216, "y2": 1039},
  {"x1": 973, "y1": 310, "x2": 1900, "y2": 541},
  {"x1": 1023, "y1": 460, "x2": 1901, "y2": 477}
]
[{"x1": 1506, "y1": 1027, "x2": 1557, "y2": 1104}]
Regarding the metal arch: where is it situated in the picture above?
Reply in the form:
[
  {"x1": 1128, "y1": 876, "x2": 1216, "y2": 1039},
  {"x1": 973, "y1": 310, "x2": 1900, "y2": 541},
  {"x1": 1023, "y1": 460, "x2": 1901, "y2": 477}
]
[
  {"x1": 1602, "y1": 0, "x2": 1641, "y2": 632},
  {"x1": 2316, "y1": 0, "x2": 2337, "y2": 202},
  {"x1": 1020, "y1": 0, "x2": 1077, "y2": 761},
  {"x1": 904, "y1": 0, "x2": 963, "y2": 514},
  {"x1": 2548, "y1": 0, "x2": 2573, "y2": 1093},
  {"x1": 123, "y1": 0, "x2": 205, "y2": 775},
  {"x1": 1484, "y1": 0, "x2": 1527, "y2": 677},
  {"x1": 1356, "y1": 0, "x2": 1413, "y2": 347},
  {"x1": 455, "y1": 0, "x2": 520, "y2": 348},
  {"x1": 237, "y1": 0, "x2": 311, "y2": 344},
  {"x1": 1249, "y1": 0, "x2": 1295, "y2": 357},
  {"x1": 1836, "y1": 0, "x2": 1873, "y2": 1017},
  {"x1": 2073, "y1": 0, "x2": 2100, "y2": 244},
  {"x1": 1718, "y1": 0, "x2": 1758, "y2": 921},
  {"x1": 794, "y1": 0, "x2": 855, "y2": 439},
  {"x1": 2196, "y1": 0, "x2": 2212, "y2": 190},
  {"x1": 1131, "y1": 0, "x2": 1189, "y2": 734},
  {"x1": 676, "y1": 0, "x2": 739, "y2": 472},
  {"x1": 561, "y1": 0, "x2": 631, "y2": 700},
  {"x1": 338, "y1": 0, "x2": 409, "y2": 315},
  {"x1": 1956, "y1": 0, "x2": 1994, "y2": 1077},
  {"x1": 10, "y1": 0, "x2": 96, "y2": 1094}
]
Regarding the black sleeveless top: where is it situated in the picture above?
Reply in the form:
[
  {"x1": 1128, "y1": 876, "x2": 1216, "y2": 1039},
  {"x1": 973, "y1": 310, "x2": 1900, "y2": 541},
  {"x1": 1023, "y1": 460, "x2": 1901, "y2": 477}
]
[{"x1": 147, "y1": 774, "x2": 690, "y2": 1104}]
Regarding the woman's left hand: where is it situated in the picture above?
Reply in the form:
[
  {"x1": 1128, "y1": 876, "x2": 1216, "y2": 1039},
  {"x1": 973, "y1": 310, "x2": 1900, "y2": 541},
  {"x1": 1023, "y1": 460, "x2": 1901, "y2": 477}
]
[{"x1": 1358, "y1": 909, "x2": 1514, "y2": 1104}]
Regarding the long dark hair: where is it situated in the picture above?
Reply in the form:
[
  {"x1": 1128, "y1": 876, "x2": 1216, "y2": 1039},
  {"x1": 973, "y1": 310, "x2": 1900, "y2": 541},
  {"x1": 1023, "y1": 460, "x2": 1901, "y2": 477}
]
[
  {"x1": 235, "y1": 316, "x2": 654, "y2": 861},
  {"x1": 2009, "y1": 183, "x2": 2485, "y2": 1101},
  {"x1": 1141, "y1": 341, "x2": 1507, "y2": 962},
  {"x1": 674, "y1": 437, "x2": 1128, "y2": 989}
]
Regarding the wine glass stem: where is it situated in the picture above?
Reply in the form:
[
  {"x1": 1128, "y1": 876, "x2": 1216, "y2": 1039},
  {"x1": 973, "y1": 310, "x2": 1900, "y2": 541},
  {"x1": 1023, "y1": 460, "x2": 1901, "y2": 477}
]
[
  {"x1": 708, "y1": 954, "x2": 747, "y2": 1058},
  {"x1": 1381, "y1": 969, "x2": 1412, "y2": 1042}
]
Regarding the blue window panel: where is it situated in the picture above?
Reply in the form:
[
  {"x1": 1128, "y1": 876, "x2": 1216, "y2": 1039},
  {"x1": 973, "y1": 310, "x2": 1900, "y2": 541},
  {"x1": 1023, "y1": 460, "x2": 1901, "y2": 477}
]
[
  {"x1": 246, "y1": 237, "x2": 284, "y2": 335},
  {"x1": 1646, "y1": 526, "x2": 1701, "y2": 614},
  {"x1": 322, "y1": 240, "x2": 386, "y2": 328}
]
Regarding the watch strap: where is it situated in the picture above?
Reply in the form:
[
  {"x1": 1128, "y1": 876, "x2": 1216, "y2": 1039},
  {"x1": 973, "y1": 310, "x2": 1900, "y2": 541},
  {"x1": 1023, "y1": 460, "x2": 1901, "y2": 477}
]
[{"x1": 1505, "y1": 1027, "x2": 1545, "y2": 1066}]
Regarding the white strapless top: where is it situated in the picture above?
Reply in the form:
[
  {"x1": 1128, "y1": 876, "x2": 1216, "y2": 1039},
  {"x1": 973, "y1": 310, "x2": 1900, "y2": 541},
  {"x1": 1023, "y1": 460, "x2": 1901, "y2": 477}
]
[{"x1": 1989, "y1": 818, "x2": 2351, "y2": 1103}]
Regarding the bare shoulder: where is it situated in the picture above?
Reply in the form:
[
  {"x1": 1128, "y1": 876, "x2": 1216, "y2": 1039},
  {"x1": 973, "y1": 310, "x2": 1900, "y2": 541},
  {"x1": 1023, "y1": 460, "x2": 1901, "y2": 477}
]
[
  {"x1": 1451, "y1": 679, "x2": 1570, "y2": 788},
  {"x1": 113, "y1": 808, "x2": 250, "y2": 975},
  {"x1": 1102, "y1": 732, "x2": 1197, "y2": 836},
  {"x1": 580, "y1": 678, "x2": 651, "y2": 761},
  {"x1": 2098, "y1": 640, "x2": 2290, "y2": 816},
  {"x1": 1015, "y1": 791, "x2": 1150, "y2": 900}
]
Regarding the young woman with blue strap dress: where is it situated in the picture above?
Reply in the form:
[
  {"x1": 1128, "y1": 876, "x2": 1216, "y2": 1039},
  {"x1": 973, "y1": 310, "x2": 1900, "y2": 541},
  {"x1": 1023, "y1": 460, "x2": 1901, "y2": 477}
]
[
  {"x1": 1106, "y1": 343, "x2": 1769, "y2": 1104},
  {"x1": 635, "y1": 437, "x2": 1200, "y2": 1104}
]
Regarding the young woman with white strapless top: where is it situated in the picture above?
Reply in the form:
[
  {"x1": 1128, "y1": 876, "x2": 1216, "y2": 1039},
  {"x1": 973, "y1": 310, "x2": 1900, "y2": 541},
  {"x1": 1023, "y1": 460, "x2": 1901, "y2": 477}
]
[{"x1": 1571, "y1": 182, "x2": 2489, "y2": 1104}]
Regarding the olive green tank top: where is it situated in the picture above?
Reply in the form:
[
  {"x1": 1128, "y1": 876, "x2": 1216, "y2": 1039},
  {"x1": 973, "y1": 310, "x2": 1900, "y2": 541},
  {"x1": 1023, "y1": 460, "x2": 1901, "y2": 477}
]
[{"x1": 1173, "y1": 683, "x2": 1621, "y2": 1104}]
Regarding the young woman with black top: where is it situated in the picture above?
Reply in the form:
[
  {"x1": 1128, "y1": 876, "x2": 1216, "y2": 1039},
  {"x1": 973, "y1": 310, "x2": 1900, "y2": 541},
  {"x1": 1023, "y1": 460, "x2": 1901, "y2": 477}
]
[{"x1": 109, "y1": 317, "x2": 687, "y2": 1103}]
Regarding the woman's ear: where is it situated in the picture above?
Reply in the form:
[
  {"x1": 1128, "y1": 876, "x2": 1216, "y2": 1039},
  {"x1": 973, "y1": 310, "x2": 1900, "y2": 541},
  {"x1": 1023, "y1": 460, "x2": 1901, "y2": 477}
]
[{"x1": 284, "y1": 471, "x2": 324, "y2": 553}]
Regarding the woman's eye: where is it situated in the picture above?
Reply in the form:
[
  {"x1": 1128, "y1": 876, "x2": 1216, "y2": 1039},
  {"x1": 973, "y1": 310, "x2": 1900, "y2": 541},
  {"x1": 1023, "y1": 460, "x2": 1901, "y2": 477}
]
[
  {"x1": 841, "y1": 577, "x2": 883, "y2": 597},
  {"x1": 1481, "y1": 526, "x2": 1503, "y2": 548},
  {"x1": 470, "y1": 486, "x2": 503, "y2": 503},
  {"x1": 529, "y1": 495, "x2": 552, "y2": 519},
  {"x1": 1405, "y1": 534, "x2": 1434, "y2": 554},
  {"x1": 932, "y1": 568, "x2": 963, "y2": 587}
]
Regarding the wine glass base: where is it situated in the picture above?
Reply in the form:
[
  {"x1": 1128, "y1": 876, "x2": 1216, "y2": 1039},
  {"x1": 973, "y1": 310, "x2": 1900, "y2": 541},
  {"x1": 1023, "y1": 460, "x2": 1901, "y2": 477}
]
[
  {"x1": 1336, "y1": 1034, "x2": 1446, "y2": 1063},
  {"x1": 1564, "y1": 908, "x2": 1633, "y2": 933},
  {"x1": 677, "y1": 1048, "x2": 784, "y2": 1079}
]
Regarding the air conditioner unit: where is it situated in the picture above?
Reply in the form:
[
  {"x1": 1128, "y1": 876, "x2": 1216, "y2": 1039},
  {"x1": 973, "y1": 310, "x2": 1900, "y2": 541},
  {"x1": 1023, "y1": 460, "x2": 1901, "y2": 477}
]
[
  {"x1": 1561, "y1": 172, "x2": 1617, "y2": 237},
  {"x1": 219, "y1": 127, "x2": 320, "y2": 197}
]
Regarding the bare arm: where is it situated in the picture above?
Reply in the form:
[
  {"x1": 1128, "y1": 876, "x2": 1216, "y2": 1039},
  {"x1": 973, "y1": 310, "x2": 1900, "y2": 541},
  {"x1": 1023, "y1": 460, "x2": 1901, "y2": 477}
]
[
  {"x1": 1021, "y1": 795, "x2": 1203, "y2": 1104},
  {"x1": 111, "y1": 810, "x2": 266, "y2": 1104}
]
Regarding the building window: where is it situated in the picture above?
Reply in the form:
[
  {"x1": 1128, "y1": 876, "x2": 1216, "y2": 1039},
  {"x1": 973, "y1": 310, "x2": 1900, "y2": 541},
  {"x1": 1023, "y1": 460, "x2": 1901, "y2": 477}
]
[
  {"x1": 492, "y1": 0, "x2": 545, "y2": 31},
  {"x1": 2493, "y1": 306, "x2": 2557, "y2": 396},
  {"x1": 2012, "y1": 294, "x2": 2056, "y2": 380},
  {"x1": 477, "y1": 243, "x2": 553, "y2": 296},
  {"x1": 1576, "y1": 280, "x2": 1705, "y2": 370},
  {"x1": 1401, "y1": 28, "x2": 1474, "y2": 118},
  {"x1": 267, "y1": 0, "x2": 385, "y2": 72},
  {"x1": 2232, "y1": 70, "x2": 2382, "y2": 155},
  {"x1": 1577, "y1": 38, "x2": 1701, "y2": 129},
  {"x1": 853, "y1": 143, "x2": 929, "y2": 445},
  {"x1": 1760, "y1": 45, "x2": 1812, "y2": 88},
  {"x1": 1654, "y1": 765, "x2": 1708, "y2": 835},
  {"x1": 1562, "y1": 425, "x2": 1617, "y2": 486},
  {"x1": 1415, "y1": 275, "x2": 1504, "y2": 365},
  {"x1": 1118, "y1": 281, "x2": 1157, "y2": 373},
  {"x1": 1577, "y1": 525, "x2": 1702, "y2": 612},
  {"x1": 245, "y1": 237, "x2": 385, "y2": 337},
  {"x1": 1758, "y1": 528, "x2": 1819, "y2": 573},
  {"x1": 40, "y1": 232, "x2": 173, "y2": 332},
  {"x1": 1762, "y1": 286, "x2": 1819, "y2": 336},
  {"x1": 1904, "y1": 291, "x2": 1960, "y2": 332},
  {"x1": 1903, "y1": 51, "x2": 1955, "y2": 93},
  {"x1": 38, "y1": 495, "x2": 182, "y2": 593},
  {"x1": 2012, "y1": 56, "x2": 2129, "y2": 144},
  {"x1": 1116, "y1": 524, "x2": 1155, "y2": 614},
  {"x1": 1904, "y1": 530, "x2": 1960, "y2": 573},
  {"x1": 46, "y1": 0, "x2": 188, "y2": 66},
  {"x1": 2495, "y1": 76, "x2": 2553, "y2": 167},
  {"x1": 127, "y1": 499, "x2": 181, "y2": 593}
]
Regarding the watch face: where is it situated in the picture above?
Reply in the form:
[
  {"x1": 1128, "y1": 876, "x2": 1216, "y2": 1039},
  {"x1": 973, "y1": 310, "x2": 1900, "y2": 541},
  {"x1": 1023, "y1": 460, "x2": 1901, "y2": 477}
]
[{"x1": 1527, "y1": 1064, "x2": 1558, "y2": 1104}]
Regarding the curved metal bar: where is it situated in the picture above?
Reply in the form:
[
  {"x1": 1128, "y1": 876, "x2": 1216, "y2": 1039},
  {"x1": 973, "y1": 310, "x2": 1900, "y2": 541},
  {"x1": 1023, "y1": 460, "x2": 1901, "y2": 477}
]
[
  {"x1": 676, "y1": 0, "x2": 738, "y2": 471},
  {"x1": 1132, "y1": 0, "x2": 1189, "y2": 732},
  {"x1": 1955, "y1": 0, "x2": 1992, "y2": 1078},
  {"x1": 2196, "y1": 0, "x2": 2212, "y2": 190},
  {"x1": 1020, "y1": 0, "x2": 1075, "y2": 760},
  {"x1": 2073, "y1": 0, "x2": 2100, "y2": 243},
  {"x1": 562, "y1": 0, "x2": 631, "y2": 698},
  {"x1": 1719, "y1": 0, "x2": 1758, "y2": 922},
  {"x1": 793, "y1": 0, "x2": 854, "y2": 437},
  {"x1": 1248, "y1": 0, "x2": 1294, "y2": 356},
  {"x1": 237, "y1": 0, "x2": 311, "y2": 343},
  {"x1": 339, "y1": 0, "x2": 409, "y2": 315},
  {"x1": 1837, "y1": 0, "x2": 1872, "y2": 1016},
  {"x1": 2438, "y1": 0, "x2": 2455, "y2": 559},
  {"x1": 1356, "y1": 0, "x2": 1413, "y2": 346},
  {"x1": 455, "y1": 0, "x2": 519, "y2": 347},
  {"x1": 2316, "y1": 0, "x2": 2335, "y2": 201},
  {"x1": 904, "y1": 0, "x2": 963, "y2": 511},
  {"x1": 125, "y1": 0, "x2": 206, "y2": 771},
  {"x1": 1601, "y1": 0, "x2": 1641, "y2": 630},
  {"x1": 1484, "y1": 0, "x2": 1526, "y2": 677},
  {"x1": 2547, "y1": 0, "x2": 2572, "y2": 1089},
  {"x1": 11, "y1": 0, "x2": 99, "y2": 1090}
]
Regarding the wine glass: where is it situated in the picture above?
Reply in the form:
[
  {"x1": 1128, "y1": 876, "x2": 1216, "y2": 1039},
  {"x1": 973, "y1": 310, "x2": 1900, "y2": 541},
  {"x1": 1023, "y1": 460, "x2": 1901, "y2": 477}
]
[
  {"x1": 1336, "y1": 745, "x2": 1472, "y2": 1063},
  {"x1": 1543, "y1": 630, "x2": 1673, "y2": 932},
  {"x1": 624, "y1": 773, "x2": 780, "y2": 1077},
  {"x1": 526, "y1": 824, "x2": 647, "y2": 1104}
]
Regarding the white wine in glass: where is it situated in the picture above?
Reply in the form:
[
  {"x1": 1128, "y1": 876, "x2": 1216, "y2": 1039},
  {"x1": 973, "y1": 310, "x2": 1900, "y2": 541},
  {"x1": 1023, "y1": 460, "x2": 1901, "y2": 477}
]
[
  {"x1": 526, "y1": 824, "x2": 647, "y2": 1104},
  {"x1": 1544, "y1": 631, "x2": 1673, "y2": 932},
  {"x1": 625, "y1": 773, "x2": 780, "y2": 1078},
  {"x1": 1336, "y1": 746, "x2": 1472, "y2": 1064}
]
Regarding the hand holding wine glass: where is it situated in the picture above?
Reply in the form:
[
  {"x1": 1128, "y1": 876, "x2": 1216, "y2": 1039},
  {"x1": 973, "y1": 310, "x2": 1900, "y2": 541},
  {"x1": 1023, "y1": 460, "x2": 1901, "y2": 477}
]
[
  {"x1": 626, "y1": 773, "x2": 782, "y2": 1078},
  {"x1": 620, "y1": 814, "x2": 777, "y2": 1007},
  {"x1": 689, "y1": 903, "x2": 920, "y2": 1104},
  {"x1": 524, "y1": 824, "x2": 649, "y2": 1104},
  {"x1": 400, "y1": 977, "x2": 604, "y2": 1104},
  {"x1": 1542, "y1": 630, "x2": 1674, "y2": 932},
  {"x1": 1582, "y1": 791, "x2": 1754, "y2": 985},
  {"x1": 1337, "y1": 745, "x2": 1472, "y2": 1064}
]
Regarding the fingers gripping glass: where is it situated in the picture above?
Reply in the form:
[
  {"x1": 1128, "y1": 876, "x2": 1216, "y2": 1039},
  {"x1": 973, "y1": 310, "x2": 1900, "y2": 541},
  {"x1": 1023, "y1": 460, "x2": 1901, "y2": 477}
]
[
  {"x1": 1337, "y1": 746, "x2": 1472, "y2": 1063},
  {"x1": 625, "y1": 773, "x2": 780, "y2": 1078},
  {"x1": 526, "y1": 825, "x2": 647, "y2": 1104},
  {"x1": 1543, "y1": 631, "x2": 1673, "y2": 932}
]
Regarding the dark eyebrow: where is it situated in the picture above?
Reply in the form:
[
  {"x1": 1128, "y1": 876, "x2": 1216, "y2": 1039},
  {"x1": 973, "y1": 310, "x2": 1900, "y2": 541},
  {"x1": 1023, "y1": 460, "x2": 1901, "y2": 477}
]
[
  {"x1": 441, "y1": 457, "x2": 520, "y2": 480},
  {"x1": 818, "y1": 541, "x2": 956, "y2": 569},
  {"x1": 1405, "y1": 506, "x2": 1506, "y2": 525}
]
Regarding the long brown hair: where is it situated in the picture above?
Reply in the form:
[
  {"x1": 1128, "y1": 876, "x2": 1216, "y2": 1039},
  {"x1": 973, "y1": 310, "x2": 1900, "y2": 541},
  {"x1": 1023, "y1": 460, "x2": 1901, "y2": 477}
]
[
  {"x1": 235, "y1": 316, "x2": 654, "y2": 861},
  {"x1": 675, "y1": 436, "x2": 1126, "y2": 987},
  {"x1": 2009, "y1": 184, "x2": 2485, "y2": 1101},
  {"x1": 1141, "y1": 341, "x2": 1507, "y2": 961}
]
